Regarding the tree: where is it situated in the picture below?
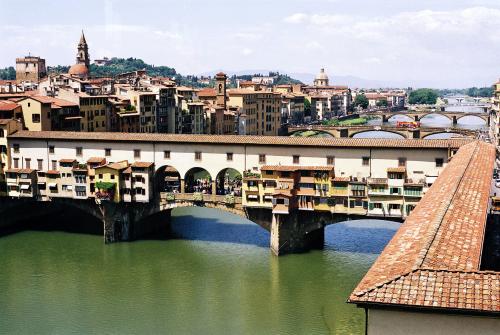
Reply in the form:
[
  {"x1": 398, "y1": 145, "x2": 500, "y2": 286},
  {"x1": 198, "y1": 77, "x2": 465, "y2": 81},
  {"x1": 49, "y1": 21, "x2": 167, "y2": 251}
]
[
  {"x1": 304, "y1": 98, "x2": 311, "y2": 117},
  {"x1": 376, "y1": 99, "x2": 388, "y2": 107},
  {"x1": 354, "y1": 94, "x2": 369, "y2": 109},
  {"x1": 408, "y1": 88, "x2": 438, "y2": 105},
  {"x1": 0, "y1": 66, "x2": 15, "y2": 80}
]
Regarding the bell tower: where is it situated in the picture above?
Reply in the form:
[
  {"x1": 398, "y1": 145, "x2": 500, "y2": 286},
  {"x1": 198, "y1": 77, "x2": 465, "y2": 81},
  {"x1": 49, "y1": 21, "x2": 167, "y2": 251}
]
[
  {"x1": 76, "y1": 30, "x2": 90, "y2": 69},
  {"x1": 215, "y1": 72, "x2": 227, "y2": 109}
]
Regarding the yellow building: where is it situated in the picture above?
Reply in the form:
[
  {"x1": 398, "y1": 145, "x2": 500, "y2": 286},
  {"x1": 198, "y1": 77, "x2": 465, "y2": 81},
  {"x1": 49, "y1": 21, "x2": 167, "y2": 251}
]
[
  {"x1": 94, "y1": 160, "x2": 128, "y2": 203},
  {"x1": 228, "y1": 90, "x2": 281, "y2": 135},
  {"x1": 17, "y1": 96, "x2": 53, "y2": 131},
  {"x1": 58, "y1": 88, "x2": 108, "y2": 132},
  {"x1": 0, "y1": 119, "x2": 22, "y2": 196}
]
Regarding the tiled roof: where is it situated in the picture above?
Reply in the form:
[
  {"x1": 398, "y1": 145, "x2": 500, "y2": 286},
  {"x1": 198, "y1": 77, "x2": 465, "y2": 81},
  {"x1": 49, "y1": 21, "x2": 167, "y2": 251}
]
[
  {"x1": 198, "y1": 88, "x2": 216, "y2": 97},
  {"x1": 333, "y1": 176, "x2": 350, "y2": 182},
  {"x1": 87, "y1": 157, "x2": 106, "y2": 164},
  {"x1": 59, "y1": 158, "x2": 76, "y2": 163},
  {"x1": 0, "y1": 100, "x2": 19, "y2": 111},
  {"x1": 18, "y1": 169, "x2": 35, "y2": 174},
  {"x1": 131, "y1": 161, "x2": 154, "y2": 168},
  {"x1": 8, "y1": 131, "x2": 472, "y2": 149},
  {"x1": 349, "y1": 141, "x2": 499, "y2": 314},
  {"x1": 46, "y1": 170, "x2": 60, "y2": 175}
]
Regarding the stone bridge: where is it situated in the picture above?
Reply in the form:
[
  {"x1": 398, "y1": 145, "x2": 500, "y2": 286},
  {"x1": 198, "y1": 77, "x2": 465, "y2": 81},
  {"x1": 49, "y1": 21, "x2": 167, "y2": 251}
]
[
  {"x1": 0, "y1": 194, "x2": 358, "y2": 256},
  {"x1": 288, "y1": 125, "x2": 477, "y2": 139},
  {"x1": 361, "y1": 110, "x2": 490, "y2": 126}
]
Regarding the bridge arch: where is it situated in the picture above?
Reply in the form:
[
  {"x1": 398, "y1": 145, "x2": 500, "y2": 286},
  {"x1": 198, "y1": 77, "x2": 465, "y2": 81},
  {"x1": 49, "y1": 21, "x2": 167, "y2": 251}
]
[
  {"x1": 215, "y1": 167, "x2": 242, "y2": 196},
  {"x1": 386, "y1": 114, "x2": 414, "y2": 122},
  {"x1": 422, "y1": 132, "x2": 465, "y2": 139},
  {"x1": 455, "y1": 114, "x2": 488, "y2": 123},
  {"x1": 418, "y1": 113, "x2": 453, "y2": 122},
  {"x1": 155, "y1": 165, "x2": 181, "y2": 193},
  {"x1": 288, "y1": 129, "x2": 335, "y2": 138},
  {"x1": 184, "y1": 167, "x2": 213, "y2": 194},
  {"x1": 350, "y1": 129, "x2": 407, "y2": 139}
]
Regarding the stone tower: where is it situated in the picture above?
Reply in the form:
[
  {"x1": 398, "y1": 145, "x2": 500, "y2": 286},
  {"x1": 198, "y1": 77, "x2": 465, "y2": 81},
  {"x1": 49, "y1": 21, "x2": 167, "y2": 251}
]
[
  {"x1": 76, "y1": 31, "x2": 90, "y2": 69},
  {"x1": 215, "y1": 72, "x2": 227, "y2": 109}
]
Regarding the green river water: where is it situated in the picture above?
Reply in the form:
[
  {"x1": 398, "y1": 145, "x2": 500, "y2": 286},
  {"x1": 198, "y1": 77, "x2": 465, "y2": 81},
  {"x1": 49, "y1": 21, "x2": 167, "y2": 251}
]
[{"x1": 0, "y1": 207, "x2": 399, "y2": 334}]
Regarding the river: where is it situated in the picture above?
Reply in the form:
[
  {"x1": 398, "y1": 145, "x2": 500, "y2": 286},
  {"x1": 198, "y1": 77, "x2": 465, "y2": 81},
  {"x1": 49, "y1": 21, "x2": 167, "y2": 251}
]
[{"x1": 0, "y1": 207, "x2": 400, "y2": 334}]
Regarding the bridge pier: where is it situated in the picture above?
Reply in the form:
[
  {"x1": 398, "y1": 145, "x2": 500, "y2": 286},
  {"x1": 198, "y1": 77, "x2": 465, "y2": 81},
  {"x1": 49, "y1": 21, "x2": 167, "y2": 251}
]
[{"x1": 101, "y1": 201, "x2": 164, "y2": 243}]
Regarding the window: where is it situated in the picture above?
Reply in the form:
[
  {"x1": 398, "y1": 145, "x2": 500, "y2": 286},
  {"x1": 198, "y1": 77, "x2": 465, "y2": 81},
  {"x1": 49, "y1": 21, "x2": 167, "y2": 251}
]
[
  {"x1": 390, "y1": 187, "x2": 401, "y2": 195},
  {"x1": 105, "y1": 148, "x2": 111, "y2": 156},
  {"x1": 195, "y1": 152, "x2": 202, "y2": 161},
  {"x1": 13, "y1": 158, "x2": 19, "y2": 168},
  {"x1": 99, "y1": 174, "x2": 103, "y2": 179},
  {"x1": 76, "y1": 147, "x2": 83, "y2": 156},
  {"x1": 164, "y1": 150, "x2": 170, "y2": 159},
  {"x1": 327, "y1": 156, "x2": 335, "y2": 166},
  {"x1": 398, "y1": 157, "x2": 407, "y2": 167},
  {"x1": 13, "y1": 144, "x2": 19, "y2": 153},
  {"x1": 134, "y1": 149, "x2": 141, "y2": 158},
  {"x1": 259, "y1": 154, "x2": 266, "y2": 164},
  {"x1": 0, "y1": 129, "x2": 4, "y2": 137},
  {"x1": 49, "y1": 145, "x2": 55, "y2": 154},
  {"x1": 293, "y1": 155, "x2": 300, "y2": 164},
  {"x1": 435, "y1": 158, "x2": 444, "y2": 167},
  {"x1": 25, "y1": 158, "x2": 31, "y2": 169},
  {"x1": 51, "y1": 160, "x2": 57, "y2": 170},
  {"x1": 37, "y1": 159, "x2": 43, "y2": 170},
  {"x1": 226, "y1": 152, "x2": 233, "y2": 161},
  {"x1": 32, "y1": 114, "x2": 41, "y2": 123},
  {"x1": 362, "y1": 156, "x2": 369, "y2": 166},
  {"x1": 111, "y1": 175, "x2": 115, "y2": 180}
]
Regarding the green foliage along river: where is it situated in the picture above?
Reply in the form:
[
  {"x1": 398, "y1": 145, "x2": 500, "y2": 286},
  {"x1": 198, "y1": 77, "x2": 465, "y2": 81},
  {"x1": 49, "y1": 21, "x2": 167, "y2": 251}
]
[{"x1": 0, "y1": 207, "x2": 399, "y2": 334}]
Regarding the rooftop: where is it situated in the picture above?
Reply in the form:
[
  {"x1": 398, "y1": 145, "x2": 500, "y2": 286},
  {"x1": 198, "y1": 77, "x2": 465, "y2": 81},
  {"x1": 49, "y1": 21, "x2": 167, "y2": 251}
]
[
  {"x1": 8, "y1": 131, "x2": 472, "y2": 149},
  {"x1": 349, "y1": 141, "x2": 499, "y2": 314}
]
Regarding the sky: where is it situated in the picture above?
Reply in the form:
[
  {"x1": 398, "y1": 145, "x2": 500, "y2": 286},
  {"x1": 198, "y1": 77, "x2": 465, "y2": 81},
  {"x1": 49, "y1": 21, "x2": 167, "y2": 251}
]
[{"x1": 1, "y1": 0, "x2": 499, "y2": 88}]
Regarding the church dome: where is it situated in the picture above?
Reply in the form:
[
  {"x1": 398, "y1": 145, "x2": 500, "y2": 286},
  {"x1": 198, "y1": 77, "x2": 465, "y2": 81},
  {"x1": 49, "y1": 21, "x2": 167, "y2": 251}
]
[
  {"x1": 68, "y1": 63, "x2": 89, "y2": 76},
  {"x1": 315, "y1": 68, "x2": 329, "y2": 81}
]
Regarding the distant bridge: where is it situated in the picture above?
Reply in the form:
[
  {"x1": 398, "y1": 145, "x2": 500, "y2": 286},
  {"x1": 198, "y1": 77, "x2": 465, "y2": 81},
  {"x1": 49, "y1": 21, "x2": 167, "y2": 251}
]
[
  {"x1": 288, "y1": 125, "x2": 478, "y2": 139},
  {"x1": 360, "y1": 110, "x2": 490, "y2": 126}
]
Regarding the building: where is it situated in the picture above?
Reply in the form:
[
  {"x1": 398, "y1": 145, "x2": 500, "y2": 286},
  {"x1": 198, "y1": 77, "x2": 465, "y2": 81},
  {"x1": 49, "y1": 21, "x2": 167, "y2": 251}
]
[
  {"x1": 122, "y1": 162, "x2": 154, "y2": 203},
  {"x1": 68, "y1": 31, "x2": 90, "y2": 78},
  {"x1": 58, "y1": 88, "x2": 107, "y2": 132},
  {"x1": 281, "y1": 93, "x2": 305, "y2": 125},
  {"x1": 94, "y1": 161, "x2": 129, "y2": 203},
  {"x1": 228, "y1": 90, "x2": 281, "y2": 135},
  {"x1": 0, "y1": 119, "x2": 22, "y2": 196},
  {"x1": 0, "y1": 100, "x2": 23, "y2": 120},
  {"x1": 302, "y1": 68, "x2": 352, "y2": 119},
  {"x1": 106, "y1": 96, "x2": 139, "y2": 133},
  {"x1": 15, "y1": 56, "x2": 46, "y2": 83}
]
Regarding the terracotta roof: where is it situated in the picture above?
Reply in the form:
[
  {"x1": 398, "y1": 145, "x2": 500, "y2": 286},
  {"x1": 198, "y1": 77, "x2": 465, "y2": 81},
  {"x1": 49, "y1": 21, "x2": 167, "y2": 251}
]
[
  {"x1": 131, "y1": 161, "x2": 154, "y2": 168},
  {"x1": 197, "y1": 88, "x2": 216, "y2": 97},
  {"x1": 8, "y1": 131, "x2": 472, "y2": 150},
  {"x1": 387, "y1": 167, "x2": 406, "y2": 173},
  {"x1": 59, "y1": 158, "x2": 76, "y2": 163},
  {"x1": 299, "y1": 176, "x2": 315, "y2": 183},
  {"x1": 46, "y1": 170, "x2": 60, "y2": 175},
  {"x1": 103, "y1": 161, "x2": 129, "y2": 170},
  {"x1": 68, "y1": 63, "x2": 89, "y2": 76},
  {"x1": 5, "y1": 168, "x2": 19, "y2": 173},
  {"x1": 0, "y1": 100, "x2": 19, "y2": 111},
  {"x1": 333, "y1": 176, "x2": 350, "y2": 182},
  {"x1": 87, "y1": 157, "x2": 106, "y2": 164},
  {"x1": 123, "y1": 167, "x2": 132, "y2": 174},
  {"x1": 349, "y1": 141, "x2": 499, "y2": 314},
  {"x1": 261, "y1": 165, "x2": 298, "y2": 172}
]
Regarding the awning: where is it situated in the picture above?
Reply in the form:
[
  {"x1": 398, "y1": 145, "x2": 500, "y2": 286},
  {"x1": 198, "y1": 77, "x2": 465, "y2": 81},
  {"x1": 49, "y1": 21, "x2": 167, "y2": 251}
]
[
  {"x1": 247, "y1": 195, "x2": 258, "y2": 199},
  {"x1": 20, "y1": 184, "x2": 30, "y2": 190},
  {"x1": 264, "y1": 195, "x2": 273, "y2": 200},
  {"x1": 48, "y1": 183, "x2": 57, "y2": 188}
]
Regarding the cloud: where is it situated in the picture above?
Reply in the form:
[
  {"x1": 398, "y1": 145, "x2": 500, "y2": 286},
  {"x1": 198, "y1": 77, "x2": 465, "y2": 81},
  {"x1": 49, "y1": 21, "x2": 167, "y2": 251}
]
[
  {"x1": 283, "y1": 13, "x2": 308, "y2": 24},
  {"x1": 232, "y1": 32, "x2": 262, "y2": 41},
  {"x1": 241, "y1": 48, "x2": 253, "y2": 56}
]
